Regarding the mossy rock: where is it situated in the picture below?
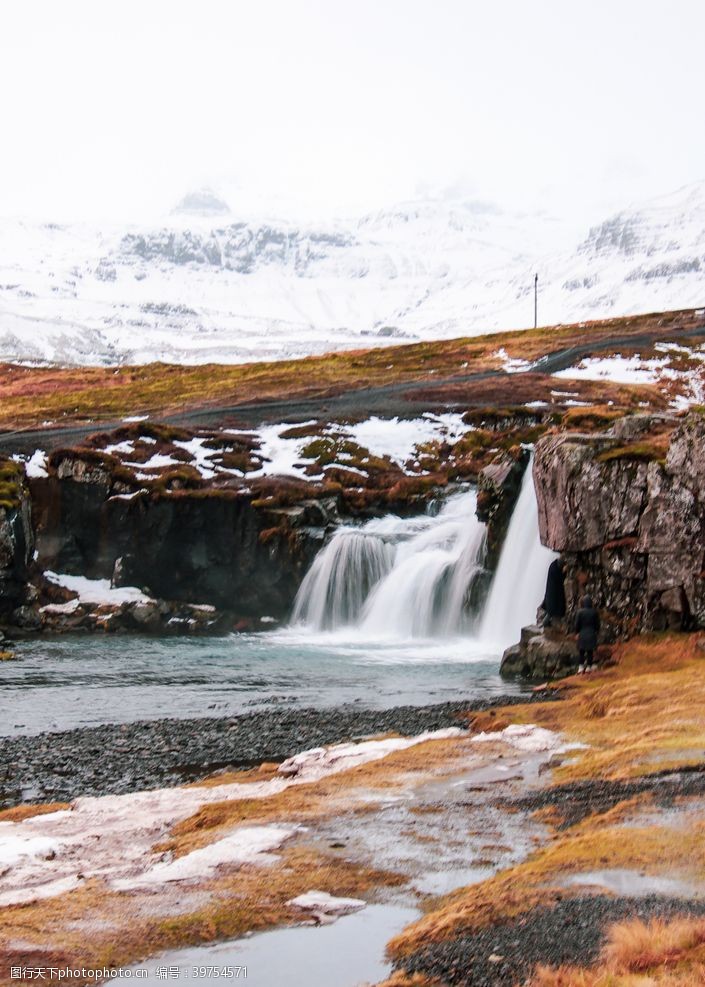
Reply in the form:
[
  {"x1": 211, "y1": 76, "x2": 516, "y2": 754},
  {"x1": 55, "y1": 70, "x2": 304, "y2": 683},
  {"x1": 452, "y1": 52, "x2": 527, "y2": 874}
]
[
  {"x1": 0, "y1": 459, "x2": 25, "y2": 509},
  {"x1": 596, "y1": 441, "x2": 667, "y2": 465}
]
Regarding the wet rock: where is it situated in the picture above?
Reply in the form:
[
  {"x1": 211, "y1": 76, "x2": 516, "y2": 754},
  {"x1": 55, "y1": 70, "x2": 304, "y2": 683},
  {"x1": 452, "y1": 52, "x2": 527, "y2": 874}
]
[
  {"x1": 533, "y1": 411, "x2": 705, "y2": 636},
  {"x1": 0, "y1": 472, "x2": 34, "y2": 620},
  {"x1": 476, "y1": 449, "x2": 529, "y2": 569},
  {"x1": 11, "y1": 605, "x2": 42, "y2": 631},
  {"x1": 501, "y1": 625, "x2": 578, "y2": 681},
  {"x1": 32, "y1": 455, "x2": 327, "y2": 619},
  {"x1": 125, "y1": 601, "x2": 163, "y2": 632}
]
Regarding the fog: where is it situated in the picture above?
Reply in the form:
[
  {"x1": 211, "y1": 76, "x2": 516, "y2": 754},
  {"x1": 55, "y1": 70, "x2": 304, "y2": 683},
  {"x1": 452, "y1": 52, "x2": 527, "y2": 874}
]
[{"x1": 1, "y1": 0, "x2": 704, "y2": 223}]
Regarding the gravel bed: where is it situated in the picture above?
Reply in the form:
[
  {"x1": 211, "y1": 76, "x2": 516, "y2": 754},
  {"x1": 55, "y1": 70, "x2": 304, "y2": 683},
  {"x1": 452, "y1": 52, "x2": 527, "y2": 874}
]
[
  {"x1": 0, "y1": 693, "x2": 550, "y2": 807},
  {"x1": 397, "y1": 895, "x2": 705, "y2": 986},
  {"x1": 500, "y1": 764, "x2": 705, "y2": 828}
]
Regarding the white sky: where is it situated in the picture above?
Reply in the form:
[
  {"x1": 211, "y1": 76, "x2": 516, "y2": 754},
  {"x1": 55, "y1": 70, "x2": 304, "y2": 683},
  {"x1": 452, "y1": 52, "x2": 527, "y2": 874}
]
[{"x1": 1, "y1": 0, "x2": 704, "y2": 223}]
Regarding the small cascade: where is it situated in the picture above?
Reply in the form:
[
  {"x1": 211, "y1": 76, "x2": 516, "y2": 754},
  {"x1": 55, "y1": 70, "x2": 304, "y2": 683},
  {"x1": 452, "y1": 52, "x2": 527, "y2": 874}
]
[
  {"x1": 292, "y1": 491, "x2": 487, "y2": 637},
  {"x1": 291, "y1": 531, "x2": 394, "y2": 630},
  {"x1": 479, "y1": 460, "x2": 557, "y2": 650}
]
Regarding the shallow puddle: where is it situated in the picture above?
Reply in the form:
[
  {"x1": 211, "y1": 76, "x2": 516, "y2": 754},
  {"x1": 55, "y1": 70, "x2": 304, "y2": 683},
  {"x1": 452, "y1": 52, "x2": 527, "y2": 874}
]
[
  {"x1": 130, "y1": 903, "x2": 418, "y2": 986},
  {"x1": 564, "y1": 868, "x2": 699, "y2": 898}
]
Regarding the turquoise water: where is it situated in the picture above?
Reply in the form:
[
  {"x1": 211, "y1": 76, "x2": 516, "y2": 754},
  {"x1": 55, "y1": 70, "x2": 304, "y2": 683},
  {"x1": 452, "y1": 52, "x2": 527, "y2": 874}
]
[{"x1": 1, "y1": 629, "x2": 520, "y2": 736}]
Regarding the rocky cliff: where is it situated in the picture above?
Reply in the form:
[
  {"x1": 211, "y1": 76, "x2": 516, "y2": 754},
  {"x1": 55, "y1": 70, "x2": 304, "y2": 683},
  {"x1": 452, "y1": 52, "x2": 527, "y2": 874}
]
[
  {"x1": 0, "y1": 460, "x2": 34, "y2": 620},
  {"x1": 30, "y1": 455, "x2": 334, "y2": 621},
  {"x1": 533, "y1": 411, "x2": 705, "y2": 637}
]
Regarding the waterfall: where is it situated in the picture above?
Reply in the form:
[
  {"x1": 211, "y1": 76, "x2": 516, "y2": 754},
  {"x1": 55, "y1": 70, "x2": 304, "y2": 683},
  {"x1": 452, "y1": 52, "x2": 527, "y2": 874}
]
[
  {"x1": 479, "y1": 460, "x2": 557, "y2": 650},
  {"x1": 292, "y1": 490, "x2": 487, "y2": 637},
  {"x1": 291, "y1": 464, "x2": 555, "y2": 653},
  {"x1": 291, "y1": 531, "x2": 394, "y2": 630}
]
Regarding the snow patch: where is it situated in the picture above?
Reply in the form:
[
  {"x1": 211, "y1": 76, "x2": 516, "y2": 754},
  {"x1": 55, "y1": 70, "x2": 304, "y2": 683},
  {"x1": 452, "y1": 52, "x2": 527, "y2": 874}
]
[
  {"x1": 44, "y1": 571, "x2": 153, "y2": 606},
  {"x1": 494, "y1": 348, "x2": 532, "y2": 374},
  {"x1": 287, "y1": 889, "x2": 366, "y2": 919},
  {"x1": 40, "y1": 599, "x2": 81, "y2": 615},
  {"x1": 471, "y1": 723, "x2": 570, "y2": 753},
  {"x1": 0, "y1": 727, "x2": 461, "y2": 905},
  {"x1": 112, "y1": 827, "x2": 295, "y2": 891},
  {"x1": 278, "y1": 727, "x2": 463, "y2": 780}
]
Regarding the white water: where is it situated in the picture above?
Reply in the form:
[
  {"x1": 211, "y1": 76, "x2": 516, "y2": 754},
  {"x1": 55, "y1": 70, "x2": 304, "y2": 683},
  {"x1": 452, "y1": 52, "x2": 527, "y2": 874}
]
[
  {"x1": 292, "y1": 491, "x2": 487, "y2": 638},
  {"x1": 479, "y1": 462, "x2": 557, "y2": 650},
  {"x1": 291, "y1": 467, "x2": 556, "y2": 655}
]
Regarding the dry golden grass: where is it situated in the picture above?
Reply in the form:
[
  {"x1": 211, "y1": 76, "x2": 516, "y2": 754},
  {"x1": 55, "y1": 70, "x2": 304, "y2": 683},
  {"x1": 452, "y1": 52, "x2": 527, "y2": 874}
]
[
  {"x1": 160, "y1": 734, "x2": 471, "y2": 858},
  {"x1": 0, "y1": 802, "x2": 70, "y2": 823},
  {"x1": 388, "y1": 633, "x2": 705, "y2": 962},
  {"x1": 0, "y1": 306, "x2": 697, "y2": 428},
  {"x1": 497, "y1": 633, "x2": 705, "y2": 784},
  {"x1": 531, "y1": 915, "x2": 705, "y2": 985},
  {"x1": 0, "y1": 846, "x2": 402, "y2": 986}
]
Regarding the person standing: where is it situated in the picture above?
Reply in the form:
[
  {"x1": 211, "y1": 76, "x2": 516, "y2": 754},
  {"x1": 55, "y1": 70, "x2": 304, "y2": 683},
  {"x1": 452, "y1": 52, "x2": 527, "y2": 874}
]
[{"x1": 575, "y1": 595, "x2": 600, "y2": 672}]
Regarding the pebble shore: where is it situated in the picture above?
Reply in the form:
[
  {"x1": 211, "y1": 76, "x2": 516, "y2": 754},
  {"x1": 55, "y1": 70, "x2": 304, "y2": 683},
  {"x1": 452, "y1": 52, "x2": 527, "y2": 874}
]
[{"x1": 0, "y1": 694, "x2": 542, "y2": 807}]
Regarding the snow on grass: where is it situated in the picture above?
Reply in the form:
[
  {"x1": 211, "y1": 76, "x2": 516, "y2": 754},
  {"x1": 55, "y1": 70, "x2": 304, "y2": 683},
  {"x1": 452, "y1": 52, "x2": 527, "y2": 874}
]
[
  {"x1": 471, "y1": 723, "x2": 581, "y2": 754},
  {"x1": 0, "y1": 834, "x2": 59, "y2": 871},
  {"x1": 44, "y1": 571, "x2": 153, "y2": 606},
  {"x1": 494, "y1": 347, "x2": 532, "y2": 374},
  {"x1": 287, "y1": 889, "x2": 366, "y2": 918},
  {"x1": 173, "y1": 437, "x2": 219, "y2": 479},
  {"x1": 344, "y1": 414, "x2": 467, "y2": 465},
  {"x1": 243, "y1": 413, "x2": 469, "y2": 480},
  {"x1": 554, "y1": 354, "x2": 667, "y2": 385},
  {"x1": 112, "y1": 827, "x2": 296, "y2": 891},
  {"x1": 555, "y1": 350, "x2": 705, "y2": 408},
  {"x1": 277, "y1": 728, "x2": 463, "y2": 781},
  {"x1": 0, "y1": 727, "x2": 462, "y2": 906},
  {"x1": 11, "y1": 449, "x2": 48, "y2": 478}
]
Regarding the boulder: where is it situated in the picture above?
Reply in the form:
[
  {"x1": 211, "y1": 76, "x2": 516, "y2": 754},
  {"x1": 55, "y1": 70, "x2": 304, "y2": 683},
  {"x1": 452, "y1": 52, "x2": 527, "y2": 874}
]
[{"x1": 501, "y1": 627, "x2": 578, "y2": 681}]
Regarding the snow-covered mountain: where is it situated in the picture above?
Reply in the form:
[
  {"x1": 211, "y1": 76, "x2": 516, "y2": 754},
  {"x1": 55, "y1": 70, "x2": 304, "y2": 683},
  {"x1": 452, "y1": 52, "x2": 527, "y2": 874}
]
[{"x1": 0, "y1": 182, "x2": 703, "y2": 366}]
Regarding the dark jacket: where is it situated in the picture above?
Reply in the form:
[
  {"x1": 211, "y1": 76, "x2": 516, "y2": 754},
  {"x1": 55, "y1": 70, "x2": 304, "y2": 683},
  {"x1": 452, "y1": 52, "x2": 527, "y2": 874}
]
[
  {"x1": 542, "y1": 558, "x2": 566, "y2": 618},
  {"x1": 575, "y1": 595, "x2": 600, "y2": 650}
]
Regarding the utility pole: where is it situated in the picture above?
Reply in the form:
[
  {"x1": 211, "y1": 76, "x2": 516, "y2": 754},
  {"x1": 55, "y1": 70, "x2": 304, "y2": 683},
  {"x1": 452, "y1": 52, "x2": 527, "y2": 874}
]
[{"x1": 534, "y1": 273, "x2": 539, "y2": 329}]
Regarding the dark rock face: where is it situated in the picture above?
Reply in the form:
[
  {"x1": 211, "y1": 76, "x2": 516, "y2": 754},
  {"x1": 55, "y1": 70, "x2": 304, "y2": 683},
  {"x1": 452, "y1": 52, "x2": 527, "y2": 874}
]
[
  {"x1": 500, "y1": 623, "x2": 579, "y2": 681},
  {"x1": 31, "y1": 464, "x2": 331, "y2": 619},
  {"x1": 0, "y1": 493, "x2": 33, "y2": 620},
  {"x1": 533, "y1": 412, "x2": 705, "y2": 636},
  {"x1": 110, "y1": 494, "x2": 328, "y2": 617},
  {"x1": 476, "y1": 449, "x2": 529, "y2": 569}
]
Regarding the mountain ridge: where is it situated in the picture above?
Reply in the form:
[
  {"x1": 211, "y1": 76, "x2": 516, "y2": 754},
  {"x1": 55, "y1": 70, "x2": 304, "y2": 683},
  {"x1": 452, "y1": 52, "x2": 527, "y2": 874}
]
[{"x1": 0, "y1": 181, "x2": 703, "y2": 367}]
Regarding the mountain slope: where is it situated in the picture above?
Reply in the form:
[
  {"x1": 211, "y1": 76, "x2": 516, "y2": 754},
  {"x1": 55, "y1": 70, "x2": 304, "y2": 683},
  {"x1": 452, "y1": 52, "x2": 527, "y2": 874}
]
[{"x1": 0, "y1": 182, "x2": 703, "y2": 367}]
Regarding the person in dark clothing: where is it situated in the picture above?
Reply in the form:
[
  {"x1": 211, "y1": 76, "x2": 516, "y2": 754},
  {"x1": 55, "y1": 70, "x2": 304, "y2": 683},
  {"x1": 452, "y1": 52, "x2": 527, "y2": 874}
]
[
  {"x1": 540, "y1": 558, "x2": 566, "y2": 626},
  {"x1": 575, "y1": 595, "x2": 600, "y2": 671}
]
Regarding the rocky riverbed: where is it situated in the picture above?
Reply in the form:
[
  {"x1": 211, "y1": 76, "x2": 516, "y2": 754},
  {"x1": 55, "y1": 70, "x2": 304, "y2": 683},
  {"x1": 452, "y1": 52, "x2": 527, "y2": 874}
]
[
  {"x1": 398, "y1": 895, "x2": 705, "y2": 986},
  {"x1": 0, "y1": 694, "x2": 549, "y2": 808}
]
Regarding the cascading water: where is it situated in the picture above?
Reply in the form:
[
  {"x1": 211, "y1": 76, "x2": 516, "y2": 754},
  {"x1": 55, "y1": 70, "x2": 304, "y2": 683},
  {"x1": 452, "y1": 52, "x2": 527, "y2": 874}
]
[
  {"x1": 291, "y1": 530, "x2": 395, "y2": 630},
  {"x1": 479, "y1": 459, "x2": 557, "y2": 649},
  {"x1": 292, "y1": 490, "x2": 488, "y2": 638},
  {"x1": 291, "y1": 462, "x2": 555, "y2": 655}
]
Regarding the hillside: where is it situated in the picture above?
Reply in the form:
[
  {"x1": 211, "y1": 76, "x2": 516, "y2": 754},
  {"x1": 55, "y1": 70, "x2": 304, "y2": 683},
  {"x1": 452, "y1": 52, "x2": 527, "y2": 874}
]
[{"x1": 0, "y1": 182, "x2": 703, "y2": 367}]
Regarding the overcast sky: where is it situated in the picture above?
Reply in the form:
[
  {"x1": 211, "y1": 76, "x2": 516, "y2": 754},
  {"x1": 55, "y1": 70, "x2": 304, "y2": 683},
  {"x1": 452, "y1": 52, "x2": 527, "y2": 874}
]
[{"x1": 1, "y1": 0, "x2": 704, "y2": 224}]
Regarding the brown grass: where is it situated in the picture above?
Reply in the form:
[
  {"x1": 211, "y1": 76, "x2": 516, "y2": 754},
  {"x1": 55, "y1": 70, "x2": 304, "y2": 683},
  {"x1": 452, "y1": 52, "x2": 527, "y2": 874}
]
[
  {"x1": 0, "y1": 306, "x2": 698, "y2": 428},
  {"x1": 388, "y1": 633, "x2": 705, "y2": 962},
  {"x1": 0, "y1": 847, "x2": 403, "y2": 985},
  {"x1": 499, "y1": 632, "x2": 705, "y2": 784},
  {"x1": 531, "y1": 915, "x2": 705, "y2": 985},
  {"x1": 0, "y1": 802, "x2": 70, "y2": 823}
]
